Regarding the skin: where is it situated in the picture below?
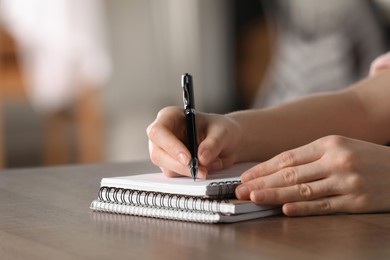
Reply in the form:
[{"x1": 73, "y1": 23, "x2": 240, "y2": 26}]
[
  {"x1": 238, "y1": 136, "x2": 390, "y2": 216},
  {"x1": 147, "y1": 71, "x2": 390, "y2": 216}
]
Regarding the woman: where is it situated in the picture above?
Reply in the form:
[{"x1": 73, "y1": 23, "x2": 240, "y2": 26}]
[{"x1": 147, "y1": 53, "x2": 390, "y2": 216}]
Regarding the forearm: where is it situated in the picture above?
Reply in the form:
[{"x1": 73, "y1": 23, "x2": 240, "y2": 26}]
[{"x1": 228, "y1": 71, "x2": 390, "y2": 162}]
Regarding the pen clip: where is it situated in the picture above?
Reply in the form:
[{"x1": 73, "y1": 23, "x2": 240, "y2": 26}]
[
  {"x1": 181, "y1": 73, "x2": 194, "y2": 111},
  {"x1": 182, "y1": 85, "x2": 190, "y2": 109}
]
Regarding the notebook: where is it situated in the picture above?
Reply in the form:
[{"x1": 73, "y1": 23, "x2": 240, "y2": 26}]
[
  {"x1": 90, "y1": 200, "x2": 282, "y2": 224},
  {"x1": 96, "y1": 186, "x2": 274, "y2": 214},
  {"x1": 100, "y1": 162, "x2": 256, "y2": 197},
  {"x1": 90, "y1": 162, "x2": 281, "y2": 223}
]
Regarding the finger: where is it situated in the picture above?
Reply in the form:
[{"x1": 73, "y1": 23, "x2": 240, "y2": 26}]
[
  {"x1": 241, "y1": 140, "x2": 324, "y2": 182},
  {"x1": 198, "y1": 122, "x2": 238, "y2": 173},
  {"x1": 147, "y1": 116, "x2": 190, "y2": 167},
  {"x1": 149, "y1": 140, "x2": 207, "y2": 179},
  {"x1": 197, "y1": 124, "x2": 228, "y2": 166},
  {"x1": 206, "y1": 158, "x2": 224, "y2": 171},
  {"x1": 246, "y1": 178, "x2": 340, "y2": 204},
  {"x1": 240, "y1": 161, "x2": 328, "y2": 192},
  {"x1": 282, "y1": 196, "x2": 346, "y2": 216},
  {"x1": 149, "y1": 139, "x2": 188, "y2": 176}
]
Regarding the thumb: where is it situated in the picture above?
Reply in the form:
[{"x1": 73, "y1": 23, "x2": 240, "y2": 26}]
[{"x1": 197, "y1": 128, "x2": 227, "y2": 168}]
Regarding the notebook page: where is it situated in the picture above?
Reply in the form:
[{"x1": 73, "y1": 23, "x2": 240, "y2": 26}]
[{"x1": 101, "y1": 162, "x2": 257, "y2": 197}]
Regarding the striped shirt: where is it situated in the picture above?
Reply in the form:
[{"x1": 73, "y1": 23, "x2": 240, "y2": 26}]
[{"x1": 253, "y1": 0, "x2": 385, "y2": 108}]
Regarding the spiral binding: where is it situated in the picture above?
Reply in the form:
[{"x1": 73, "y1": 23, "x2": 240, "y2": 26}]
[
  {"x1": 209, "y1": 180, "x2": 241, "y2": 197},
  {"x1": 98, "y1": 186, "x2": 239, "y2": 213},
  {"x1": 90, "y1": 200, "x2": 220, "y2": 224}
]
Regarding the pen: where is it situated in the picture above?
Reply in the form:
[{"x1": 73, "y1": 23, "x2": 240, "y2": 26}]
[{"x1": 181, "y1": 73, "x2": 198, "y2": 181}]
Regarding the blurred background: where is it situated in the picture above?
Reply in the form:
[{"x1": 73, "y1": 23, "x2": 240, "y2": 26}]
[{"x1": 0, "y1": 0, "x2": 389, "y2": 168}]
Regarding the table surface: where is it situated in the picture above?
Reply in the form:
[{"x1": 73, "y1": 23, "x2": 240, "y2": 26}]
[{"x1": 1, "y1": 161, "x2": 390, "y2": 260}]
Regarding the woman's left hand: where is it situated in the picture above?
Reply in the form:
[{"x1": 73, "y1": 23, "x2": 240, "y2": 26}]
[{"x1": 235, "y1": 135, "x2": 390, "y2": 216}]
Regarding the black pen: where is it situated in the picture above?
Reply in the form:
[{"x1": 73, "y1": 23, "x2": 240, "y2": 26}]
[{"x1": 181, "y1": 73, "x2": 198, "y2": 181}]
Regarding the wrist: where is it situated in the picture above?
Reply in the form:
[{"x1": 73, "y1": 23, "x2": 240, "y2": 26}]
[{"x1": 226, "y1": 111, "x2": 253, "y2": 163}]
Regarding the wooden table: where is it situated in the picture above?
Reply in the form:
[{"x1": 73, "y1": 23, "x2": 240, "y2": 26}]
[{"x1": 1, "y1": 161, "x2": 389, "y2": 259}]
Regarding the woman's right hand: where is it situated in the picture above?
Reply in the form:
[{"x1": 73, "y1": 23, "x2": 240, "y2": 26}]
[{"x1": 147, "y1": 106, "x2": 243, "y2": 178}]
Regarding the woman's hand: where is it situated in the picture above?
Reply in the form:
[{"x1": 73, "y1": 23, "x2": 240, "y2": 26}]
[
  {"x1": 147, "y1": 106, "x2": 242, "y2": 178},
  {"x1": 236, "y1": 135, "x2": 390, "y2": 216}
]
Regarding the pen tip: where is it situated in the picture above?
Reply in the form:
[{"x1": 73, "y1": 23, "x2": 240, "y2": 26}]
[
  {"x1": 191, "y1": 169, "x2": 196, "y2": 181},
  {"x1": 190, "y1": 158, "x2": 198, "y2": 181}
]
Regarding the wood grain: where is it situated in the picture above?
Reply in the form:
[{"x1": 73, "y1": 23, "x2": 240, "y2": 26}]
[{"x1": 0, "y1": 161, "x2": 389, "y2": 259}]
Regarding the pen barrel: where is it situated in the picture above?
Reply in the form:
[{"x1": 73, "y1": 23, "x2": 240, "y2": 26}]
[
  {"x1": 185, "y1": 109, "x2": 198, "y2": 158},
  {"x1": 182, "y1": 73, "x2": 198, "y2": 160}
]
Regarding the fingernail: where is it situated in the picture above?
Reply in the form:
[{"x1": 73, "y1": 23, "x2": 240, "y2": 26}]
[
  {"x1": 283, "y1": 204, "x2": 297, "y2": 216},
  {"x1": 236, "y1": 185, "x2": 249, "y2": 199},
  {"x1": 252, "y1": 191, "x2": 265, "y2": 203},
  {"x1": 178, "y1": 153, "x2": 189, "y2": 165}
]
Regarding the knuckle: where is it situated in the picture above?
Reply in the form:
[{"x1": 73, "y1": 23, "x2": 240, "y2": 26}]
[
  {"x1": 322, "y1": 135, "x2": 347, "y2": 149},
  {"x1": 335, "y1": 149, "x2": 358, "y2": 171},
  {"x1": 282, "y1": 167, "x2": 298, "y2": 185},
  {"x1": 157, "y1": 106, "x2": 178, "y2": 118},
  {"x1": 278, "y1": 151, "x2": 296, "y2": 168},
  {"x1": 146, "y1": 123, "x2": 152, "y2": 136},
  {"x1": 323, "y1": 135, "x2": 344, "y2": 147},
  {"x1": 146, "y1": 122, "x2": 160, "y2": 140},
  {"x1": 249, "y1": 179, "x2": 266, "y2": 190},
  {"x1": 160, "y1": 106, "x2": 184, "y2": 122},
  {"x1": 298, "y1": 183, "x2": 313, "y2": 200},
  {"x1": 346, "y1": 174, "x2": 364, "y2": 190},
  {"x1": 321, "y1": 135, "x2": 360, "y2": 171},
  {"x1": 318, "y1": 199, "x2": 332, "y2": 213}
]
